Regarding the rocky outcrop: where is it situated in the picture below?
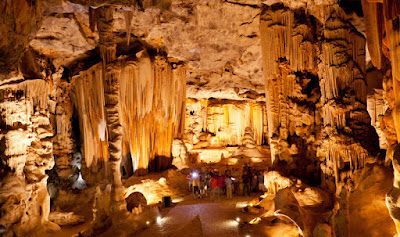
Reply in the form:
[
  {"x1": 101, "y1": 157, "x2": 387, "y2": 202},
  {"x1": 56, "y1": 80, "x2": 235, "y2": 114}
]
[
  {"x1": 172, "y1": 139, "x2": 189, "y2": 170},
  {"x1": 0, "y1": 0, "x2": 43, "y2": 75}
]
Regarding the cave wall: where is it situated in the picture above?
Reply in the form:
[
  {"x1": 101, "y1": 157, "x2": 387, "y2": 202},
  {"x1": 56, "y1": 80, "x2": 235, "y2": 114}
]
[{"x1": 0, "y1": 0, "x2": 43, "y2": 75}]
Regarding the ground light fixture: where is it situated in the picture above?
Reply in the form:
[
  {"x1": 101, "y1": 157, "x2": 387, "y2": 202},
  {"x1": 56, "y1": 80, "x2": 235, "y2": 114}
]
[
  {"x1": 146, "y1": 221, "x2": 150, "y2": 225},
  {"x1": 157, "y1": 216, "x2": 162, "y2": 223},
  {"x1": 236, "y1": 217, "x2": 240, "y2": 222}
]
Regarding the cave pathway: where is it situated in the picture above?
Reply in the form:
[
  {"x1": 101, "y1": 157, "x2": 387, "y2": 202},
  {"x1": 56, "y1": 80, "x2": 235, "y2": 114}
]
[{"x1": 136, "y1": 202, "x2": 244, "y2": 237}]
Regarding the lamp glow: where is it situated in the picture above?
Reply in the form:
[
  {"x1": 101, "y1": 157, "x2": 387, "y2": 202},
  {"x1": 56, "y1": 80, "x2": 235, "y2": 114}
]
[
  {"x1": 236, "y1": 217, "x2": 240, "y2": 222},
  {"x1": 146, "y1": 221, "x2": 150, "y2": 225}
]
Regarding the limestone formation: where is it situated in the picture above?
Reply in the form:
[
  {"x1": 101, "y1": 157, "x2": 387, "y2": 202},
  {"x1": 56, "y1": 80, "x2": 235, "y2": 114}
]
[
  {"x1": 387, "y1": 144, "x2": 400, "y2": 235},
  {"x1": 71, "y1": 51, "x2": 186, "y2": 174},
  {"x1": 1, "y1": 0, "x2": 400, "y2": 236},
  {"x1": 0, "y1": 0, "x2": 43, "y2": 74},
  {"x1": 185, "y1": 98, "x2": 267, "y2": 148},
  {"x1": 172, "y1": 139, "x2": 189, "y2": 170},
  {"x1": 48, "y1": 211, "x2": 85, "y2": 226},
  {"x1": 260, "y1": 4, "x2": 322, "y2": 181},
  {"x1": 367, "y1": 89, "x2": 388, "y2": 149},
  {"x1": 0, "y1": 79, "x2": 59, "y2": 236}
]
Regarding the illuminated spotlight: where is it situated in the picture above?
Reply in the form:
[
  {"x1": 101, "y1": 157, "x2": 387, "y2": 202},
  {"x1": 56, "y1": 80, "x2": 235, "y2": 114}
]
[
  {"x1": 192, "y1": 172, "x2": 198, "y2": 178},
  {"x1": 249, "y1": 217, "x2": 261, "y2": 225},
  {"x1": 172, "y1": 198, "x2": 184, "y2": 203},
  {"x1": 249, "y1": 203, "x2": 253, "y2": 207},
  {"x1": 236, "y1": 217, "x2": 240, "y2": 222},
  {"x1": 245, "y1": 235, "x2": 250, "y2": 237},
  {"x1": 236, "y1": 201, "x2": 248, "y2": 208},
  {"x1": 157, "y1": 216, "x2": 162, "y2": 223},
  {"x1": 146, "y1": 221, "x2": 150, "y2": 225}
]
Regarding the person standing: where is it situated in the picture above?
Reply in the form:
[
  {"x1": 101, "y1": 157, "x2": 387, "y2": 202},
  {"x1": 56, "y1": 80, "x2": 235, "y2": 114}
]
[
  {"x1": 210, "y1": 174, "x2": 218, "y2": 201},
  {"x1": 242, "y1": 170, "x2": 251, "y2": 196},
  {"x1": 258, "y1": 171, "x2": 265, "y2": 192},
  {"x1": 187, "y1": 170, "x2": 193, "y2": 192},
  {"x1": 192, "y1": 171, "x2": 201, "y2": 199},
  {"x1": 232, "y1": 168, "x2": 240, "y2": 194},
  {"x1": 252, "y1": 170, "x2": 258, "y2": 192},
  {"x1": 225, "y1": 175, "x2": 233, "y2": 199},
  {"x1": 204, "y1": 173, "x2": 211, "y2": 197}
]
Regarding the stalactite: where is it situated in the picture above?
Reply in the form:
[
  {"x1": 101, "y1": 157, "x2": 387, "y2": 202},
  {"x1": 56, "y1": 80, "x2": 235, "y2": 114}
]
[
  {"x1": 185, "y1": 99, "x2": 267, "y2": 147},
  {"x1": 260, "y1": 4, "x2": 378, "y2": 193},
  {"x1": 316, "y1": 7, "x2": 379, "y2": 193},
  {"x1": 71, "y1": 65, "x2": 108, "y2": 167},
  {"x1": 124, "y1": 9, "x2": 133, "y2": 45},
  {"x1": 260, "y1": 4, "x2": 320, "y2": 164},
  {"x1": 71, "y1": 53, "x2": 186, "y2": 173},
  {"x1": 119, "y1": 52, "x2": 186, "y2": 172},
  {"x1": 260, "y1": 5, "x2": 315, "y2": 81},
  {"x1": 361, "y1": 0, "x2": 383, "y2": 69}
]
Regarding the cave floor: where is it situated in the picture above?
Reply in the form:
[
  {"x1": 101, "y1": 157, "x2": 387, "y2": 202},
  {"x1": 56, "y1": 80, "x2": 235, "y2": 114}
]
[{"x1": 135, "y1": 193, "x2": 261, "y2": 237}]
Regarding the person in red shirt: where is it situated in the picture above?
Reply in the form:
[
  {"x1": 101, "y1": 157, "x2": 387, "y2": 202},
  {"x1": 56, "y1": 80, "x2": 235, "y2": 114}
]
[{"x1": 210, "y1": 175, "x2": 219, "y2": 201}]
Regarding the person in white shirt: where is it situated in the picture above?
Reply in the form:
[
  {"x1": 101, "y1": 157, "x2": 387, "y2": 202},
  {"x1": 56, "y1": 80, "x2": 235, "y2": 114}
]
[{"x1": 225, "y1": 175, "x2": 233, "y2": 199}]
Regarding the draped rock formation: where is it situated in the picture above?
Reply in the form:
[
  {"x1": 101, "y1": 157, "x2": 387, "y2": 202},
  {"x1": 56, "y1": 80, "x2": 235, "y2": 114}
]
[
  {"x1": 71, "y1": 51, "x2": 186, "y2": 175},
  {"x1": 260, "y1": 3, "x2": 383, "y2": 236},
  {"x1": 260, "y1": 4, "x2": 322, "y2": 181},
  {"x1": 185, "y1": 98, "x2": 267, "y2": 148},
  {"x1": 367, "y1": 88, "x2": 388, "y2": 149},
  {"x1": 361, "y1": 1, "x2": 400, "y2": 235},
  {"x1": 317, "y1": 6, "x2": 379, "y2": 192}
]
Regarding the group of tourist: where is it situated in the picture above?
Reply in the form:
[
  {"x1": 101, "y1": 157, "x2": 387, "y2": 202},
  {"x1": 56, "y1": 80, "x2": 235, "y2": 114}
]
[{"x1": 187, "y1": 164, "x2": 266, "y2": 199}]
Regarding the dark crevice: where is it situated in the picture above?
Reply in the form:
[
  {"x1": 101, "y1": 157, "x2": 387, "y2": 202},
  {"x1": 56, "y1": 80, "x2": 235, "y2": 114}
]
[{"x1": 223, "y1": 0, "x2": 260, "y2": 9}]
